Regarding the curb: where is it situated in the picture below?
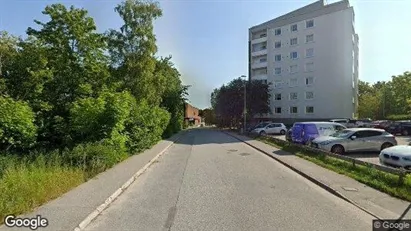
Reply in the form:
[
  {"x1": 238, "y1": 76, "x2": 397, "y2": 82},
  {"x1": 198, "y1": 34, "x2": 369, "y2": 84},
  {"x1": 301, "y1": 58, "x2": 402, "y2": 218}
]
[
  {"x1": 73, "y1": 131, "x2": 186, "y2": 231},
  {"x1": 222, "y1": 131, "x2": 383, "y2": 221}
]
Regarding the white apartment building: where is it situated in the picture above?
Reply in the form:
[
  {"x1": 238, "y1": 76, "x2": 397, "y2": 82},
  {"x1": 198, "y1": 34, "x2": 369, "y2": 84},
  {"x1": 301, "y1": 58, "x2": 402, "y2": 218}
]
[{"x1": 248, "y1": 0, "x2": 359, "y2": 124}]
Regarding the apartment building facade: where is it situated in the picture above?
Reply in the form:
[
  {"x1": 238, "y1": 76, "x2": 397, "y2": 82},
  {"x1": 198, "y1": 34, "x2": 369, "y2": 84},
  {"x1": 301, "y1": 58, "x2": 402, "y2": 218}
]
[{"x1": 248, "y1": 0, "x2": 359, "y2": 124}]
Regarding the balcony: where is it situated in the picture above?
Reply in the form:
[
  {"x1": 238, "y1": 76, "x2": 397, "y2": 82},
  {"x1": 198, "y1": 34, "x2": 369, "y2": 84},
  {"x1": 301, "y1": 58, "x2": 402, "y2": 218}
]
[
  {"x1": 251, "y1": 61, "x2": 267, "y2": 69},
  {"x1": 251, "y1": 48, "x2": 267, "y2": 57},
  {"x1": 251, "y1": 36, "x2": 267, "y2": 45}
]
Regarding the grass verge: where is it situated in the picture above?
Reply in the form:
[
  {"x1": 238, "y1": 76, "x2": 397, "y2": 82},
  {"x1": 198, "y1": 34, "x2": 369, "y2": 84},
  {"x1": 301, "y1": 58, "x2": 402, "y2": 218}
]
[{"x1": 256, "y1": 136, "x2": 411, "y2": 202}]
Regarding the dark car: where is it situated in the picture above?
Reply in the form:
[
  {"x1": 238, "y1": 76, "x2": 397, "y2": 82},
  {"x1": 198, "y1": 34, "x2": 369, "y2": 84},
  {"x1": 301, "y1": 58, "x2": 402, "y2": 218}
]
[
  {"x1": 371, "y1": 120, "x2": 392, "y2": 129},
  {"x1": 285, "y1": 127, "x2": 293, "y2": 142},
  {"x1": 386, "y1": 121, "x2": 411, "y2": 136}
]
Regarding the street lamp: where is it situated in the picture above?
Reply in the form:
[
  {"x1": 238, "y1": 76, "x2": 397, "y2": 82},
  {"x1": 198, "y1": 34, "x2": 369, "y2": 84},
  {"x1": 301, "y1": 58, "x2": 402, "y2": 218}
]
[{"x1": 240, "y1": 75, "x2": 247, "y2": 133}]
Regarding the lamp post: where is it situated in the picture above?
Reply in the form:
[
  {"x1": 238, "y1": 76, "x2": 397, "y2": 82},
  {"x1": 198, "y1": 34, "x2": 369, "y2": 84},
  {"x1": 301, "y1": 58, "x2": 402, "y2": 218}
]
[{"x1": 240, "y1": 75, "x2": 247, "y2": 133}]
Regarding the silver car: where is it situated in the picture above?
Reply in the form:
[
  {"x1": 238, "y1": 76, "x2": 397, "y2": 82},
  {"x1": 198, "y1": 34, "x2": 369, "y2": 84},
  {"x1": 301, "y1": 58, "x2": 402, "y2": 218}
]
[{"x1": 311, "y1": 128, "x2": 397, "y2": 154}]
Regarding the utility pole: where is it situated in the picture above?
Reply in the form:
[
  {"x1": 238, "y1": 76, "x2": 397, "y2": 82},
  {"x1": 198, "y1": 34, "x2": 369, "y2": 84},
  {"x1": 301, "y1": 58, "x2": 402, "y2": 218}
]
[{"x1": 241, "y1": 75, "x2": 247, "y2": 133}]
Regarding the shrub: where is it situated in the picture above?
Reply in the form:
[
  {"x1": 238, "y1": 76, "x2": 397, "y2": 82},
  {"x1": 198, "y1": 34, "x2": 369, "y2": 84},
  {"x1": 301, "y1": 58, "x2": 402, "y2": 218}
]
[
  {"x1": 63, "y1": 142, "x2": 128, "y2": 177},
  {"x1": 386, "y1": 114, "x2": 410, "y2": 121},
  {"x1": 126, "y1": 100, "x2": 170, "y2": 153},
  {"x1": 0, "y1": 96, "x2": 37, "y2": 150}
]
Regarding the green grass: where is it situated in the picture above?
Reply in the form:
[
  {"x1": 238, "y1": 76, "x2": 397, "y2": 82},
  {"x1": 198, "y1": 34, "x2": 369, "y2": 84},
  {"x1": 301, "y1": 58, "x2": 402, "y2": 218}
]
[
  {"x1": 256, "y1": 136, "x2": 411, "y2": 202},
  {"x1": 0, "y1": 154, "x2": 85, "y2": 223}
]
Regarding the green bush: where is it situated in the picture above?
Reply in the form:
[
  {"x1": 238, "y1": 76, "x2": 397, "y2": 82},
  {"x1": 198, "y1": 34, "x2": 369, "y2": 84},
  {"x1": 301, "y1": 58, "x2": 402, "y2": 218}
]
[
  {"x1": 64, "y1": 142, "x2": 128, "y2": 177},
  {"x1": 70, "y1": 90, "x2": 135, "y2": 151},
  {"x1": 0, "y1": 96, "x2": 37, "y2": 150},
  {"x1": 386, "y1": 114, "x2": 410, "y2": 121},
  {"x1": 126, "y1": 100, "x2": 170, "y2": 153}
]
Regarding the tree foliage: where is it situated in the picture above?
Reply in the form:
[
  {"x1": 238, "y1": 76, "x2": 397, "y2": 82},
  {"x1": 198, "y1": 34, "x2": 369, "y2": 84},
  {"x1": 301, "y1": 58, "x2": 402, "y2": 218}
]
[
  {"x1": 211, "y1": 78, "x2": 271, "y2": 128},
  {"x1": 358, "y1": 72, "x2": 411, "y2": 120},
  {"x1": 0, "y1": 0, "x2": 188, "y2": 156}
]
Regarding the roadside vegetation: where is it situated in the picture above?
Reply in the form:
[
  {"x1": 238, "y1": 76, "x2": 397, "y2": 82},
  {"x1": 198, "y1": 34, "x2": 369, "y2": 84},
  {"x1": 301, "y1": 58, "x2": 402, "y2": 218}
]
[
  {"x1": 0, "y1": 0, "x2": 188, "y2": 222},
  {"x1": 257, "y1": 136, "x2": 411, "y2": 202}
]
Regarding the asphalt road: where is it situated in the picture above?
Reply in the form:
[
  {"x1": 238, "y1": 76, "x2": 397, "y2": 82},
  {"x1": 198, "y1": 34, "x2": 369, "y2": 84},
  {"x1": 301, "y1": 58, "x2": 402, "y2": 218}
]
[
  {"x1": 85, "y1": 129, "x2": 373, "y2": 231},
  {"x1": 273, "y1": 134, "x2": 411, "y2": 166}
]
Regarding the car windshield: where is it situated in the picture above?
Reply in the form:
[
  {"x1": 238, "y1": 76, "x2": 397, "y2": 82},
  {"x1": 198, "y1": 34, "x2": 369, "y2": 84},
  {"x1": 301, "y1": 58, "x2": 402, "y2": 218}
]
[{"x1": 330, "y1": 130, "x2": 352, "y2": 138}]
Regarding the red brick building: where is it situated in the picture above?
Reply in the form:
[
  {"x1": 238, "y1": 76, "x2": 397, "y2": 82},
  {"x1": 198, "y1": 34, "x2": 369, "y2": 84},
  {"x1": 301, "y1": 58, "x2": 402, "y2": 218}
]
[{"x1": 184, "y1": 103, "x2": 201, "y2": 126}]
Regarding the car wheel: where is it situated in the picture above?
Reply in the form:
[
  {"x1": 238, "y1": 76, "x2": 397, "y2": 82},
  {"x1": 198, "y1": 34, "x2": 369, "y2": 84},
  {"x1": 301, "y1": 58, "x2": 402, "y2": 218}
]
[
  {"x1": 260, "y1": 131, "x2": 266, "y2": 136},
  {"x1": 331, "y1": 145, "x2": 345, "y2": 155},
  {"x1": 280, "y1": 129, "x2": 286, "y2": 135},
  {"x1": 381, "y1": 142, "x2": 394, "y2": 151},
  {"x1": 402, "y1": 130, "x2": 409, "y2": 136}
]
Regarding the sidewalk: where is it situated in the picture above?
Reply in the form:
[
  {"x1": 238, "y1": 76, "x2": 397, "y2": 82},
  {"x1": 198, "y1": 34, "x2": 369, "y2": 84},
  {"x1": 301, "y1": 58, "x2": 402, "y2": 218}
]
[
  {"x1": 226, "y1": 131, "x2": 411, "y2": 220},
  {"x1": 0, "y1": 131, "x2": 186, "y2": 231}
]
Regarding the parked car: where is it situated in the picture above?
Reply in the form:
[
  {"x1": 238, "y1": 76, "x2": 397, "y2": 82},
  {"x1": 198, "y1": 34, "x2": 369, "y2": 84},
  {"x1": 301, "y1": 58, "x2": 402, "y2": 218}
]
[
  {"x1": 286, "y1": 127, "x2": 293, "y2": 142},
  {"x1": 252, "y1": 123, "x2": 287, "y2": 135},
  {"x1": 371, "y1": 120, "x2": 392, "y2": 130},
  {"x1": 355, "y1": 118, "x2": 372, "y2": 128},
  {"x1": 329, "y1": 119, "x2": 356, "y2": 128},
  {"x1": 291, "y1": 122, "x2": 346, "y2": 145},
  {"x1": 247, "y1": 121, "x2": 272, "y2": 132},
  {"x1": 311, "y1": 128, "x2": 397, "y2": 155},
  {"x1": 385, "y1": 121, "x2": 411, "y2": 136},
  {"x1": 379, "y1": 144, "x2": 411, "y2": 169}
]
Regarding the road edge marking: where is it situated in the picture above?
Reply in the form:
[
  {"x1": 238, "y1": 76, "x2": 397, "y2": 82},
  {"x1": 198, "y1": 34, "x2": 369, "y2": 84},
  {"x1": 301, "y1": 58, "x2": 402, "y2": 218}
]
[
  {"x1": 73, "y1": 131, "x2": 186, "y2": 231},
  {"x1": 222, "y1": 130, "x2": 384, "y2": 221}
]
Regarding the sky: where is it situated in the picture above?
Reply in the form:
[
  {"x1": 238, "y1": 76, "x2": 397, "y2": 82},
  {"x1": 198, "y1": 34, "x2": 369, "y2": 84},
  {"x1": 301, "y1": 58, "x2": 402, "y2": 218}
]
[{"x1": 1, "y1": 0, "x2": 410, "y2": 109}]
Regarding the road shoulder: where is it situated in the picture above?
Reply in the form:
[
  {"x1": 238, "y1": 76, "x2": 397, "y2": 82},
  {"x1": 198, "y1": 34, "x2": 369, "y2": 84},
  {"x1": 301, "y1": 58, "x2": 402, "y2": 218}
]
[
  {"x1": 0, "y1": 131, "x2": 185, "y2": 231},
  {"x1": 225, "y1": 131, "x2": 410, "y2": 220}
]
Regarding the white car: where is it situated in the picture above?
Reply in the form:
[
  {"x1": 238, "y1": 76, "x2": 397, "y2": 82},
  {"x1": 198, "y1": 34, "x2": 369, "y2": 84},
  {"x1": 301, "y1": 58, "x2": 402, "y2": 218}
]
[
  {"x1": 252, "y1": 123, "x2": 287, "y2": 135},
  {"x1": 379, "y1": 144, "x2": 411, "y2": 169}
]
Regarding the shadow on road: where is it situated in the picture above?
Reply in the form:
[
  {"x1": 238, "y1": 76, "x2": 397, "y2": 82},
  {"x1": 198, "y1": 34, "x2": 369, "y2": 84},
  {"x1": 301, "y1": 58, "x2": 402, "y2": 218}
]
[
  {"x1": 272, "y1": 149, "x2": 295, "y2": 156},
  {"x1": 168, "y1": 128, "x2": 252, "y2": 146}
]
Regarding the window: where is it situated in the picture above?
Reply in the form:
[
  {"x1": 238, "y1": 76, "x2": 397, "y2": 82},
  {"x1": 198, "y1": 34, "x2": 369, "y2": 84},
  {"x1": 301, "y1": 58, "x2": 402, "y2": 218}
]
[
  {"x1": 260, "y1": 58, "x2": 267, "y2": 62},
  {"x1": 275, "y1": 55, "x2": 282, "y2": 62},
  {"x1": 275, "y1": 28, "x2": 281, "y2": 36},
  {"x1": 305, "y1": 77, "x2": 314, "y2": 85},
  {"x1": 290, "y1": 51, "x2": 298, "y2": 59},
  {"x1": 275, "y1": 107, "x2": 282, "y2": 114},
  {"x1": 290, "y1": 38, "x2": 298, "y2": 46},
  {"x1": 291, "y1": 24, "x2": 297, "y2": 32},
  {"x1": 275, "y1": 93, "x2": 282, "y2": 100},
  {"x1": 305, "y1": 91, "x2": 314, "y2": 99},
  {"x1": 290, "y1": 92, "x2": 298, "y2": 100},
  {"x1": 354, "y1": 131, "x2": 382, "y2": 138},
  {"x1": 306, "y1": 48, "x2": 314, "y2": 58},
  {"x1": 275, "y1": 41, "x2": 281, "y2": 48},
  {"x1": 260, "y1": 33, "x2": 267, "y2": 38},
  {"x1": 290, "y1": 65, "x2": 298, "y2": 74},
  {"x1": 261, "y1": 45, "x2": 267, "y2": 50},
  {"x1": 275, "y1": 67, "x2": 282, "y2": 75},
  {"x1": 306, "y1": 106, "x2": 314, "y2": 114},
  {"x1": 306, "y1": 34, "x2": 314, "y2": 43},
  {"x1": 306, "y1": 19, "x2": 314, "y2": 28},
  {"x1": 305, "y1": 62, "x2": 314, "y2": 72},
  {"x1": 289, "y1": 78, "x2": 298, "y2": 87},
  {"x1": 352, "y1": 97, "x2": 355, "y2": 103},
  {"x1": 290, "y1": 106, "x2": 298, "y2": 114},
  {"x1": 274, "y1": 80, "x2": 283, "y2": 88}
]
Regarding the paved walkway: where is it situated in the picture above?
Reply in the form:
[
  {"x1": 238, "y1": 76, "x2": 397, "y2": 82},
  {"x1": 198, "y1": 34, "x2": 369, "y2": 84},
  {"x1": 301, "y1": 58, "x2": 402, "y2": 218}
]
[
  {"x1": 226, "y1": 131, "x2": 411, "y2": 220},
  {"x1": 0, "y1": 131, "x2": 186, "y2": 231}
]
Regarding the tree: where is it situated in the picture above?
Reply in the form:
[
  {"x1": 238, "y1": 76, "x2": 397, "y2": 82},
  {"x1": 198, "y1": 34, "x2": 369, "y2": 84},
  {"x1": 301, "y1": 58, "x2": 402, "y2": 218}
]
[
  {"x1": 106, "y1": 0, "x2": 163, "y2": 106},
  {"x1": 211, "y1": 78, "x2": 271, "y2": 128}
]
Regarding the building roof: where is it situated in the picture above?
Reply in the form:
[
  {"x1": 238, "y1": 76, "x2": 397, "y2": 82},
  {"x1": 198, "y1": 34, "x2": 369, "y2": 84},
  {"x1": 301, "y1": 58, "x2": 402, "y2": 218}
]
[{"x1": 249, "y1": 0, "x2": 351, "y2": 33}]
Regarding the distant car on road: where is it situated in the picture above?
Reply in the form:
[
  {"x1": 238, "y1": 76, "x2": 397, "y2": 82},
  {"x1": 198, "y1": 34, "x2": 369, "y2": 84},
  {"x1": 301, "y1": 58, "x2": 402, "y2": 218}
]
[
  {"x1": 329, "y1": 119, "x2": 356, "y2": 128},
  {"x1": 355, "y1": 118, "x2": 372, "y2": 128},
  {"x1": 379, "y1": 144, "x2": 411, "y2": 169},
  {"x1": 252, "y1": 123, "x2": 287, "y2": 136},
  {"x1": 311, "y1": 128, "x2": 397, "y2": 155}
]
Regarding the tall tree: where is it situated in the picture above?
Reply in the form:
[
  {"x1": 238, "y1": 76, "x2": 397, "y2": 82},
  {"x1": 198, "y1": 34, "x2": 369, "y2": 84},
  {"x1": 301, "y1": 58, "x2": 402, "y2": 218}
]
[{"x1": 106, "y1": 0, "x2": 162, "y2": 106}]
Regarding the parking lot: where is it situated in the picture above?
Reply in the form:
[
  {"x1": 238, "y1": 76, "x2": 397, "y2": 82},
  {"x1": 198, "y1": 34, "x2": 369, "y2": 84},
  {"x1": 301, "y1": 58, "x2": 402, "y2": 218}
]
[{"x1": 271, "y1": 135, "x2": 411, "y2": 166}]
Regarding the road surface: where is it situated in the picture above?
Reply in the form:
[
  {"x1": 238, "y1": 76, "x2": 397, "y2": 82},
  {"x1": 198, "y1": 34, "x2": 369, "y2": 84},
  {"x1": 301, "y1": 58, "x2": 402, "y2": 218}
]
[{"x1": 85, "y1": 129, "x2": 373, "y2": 231}]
